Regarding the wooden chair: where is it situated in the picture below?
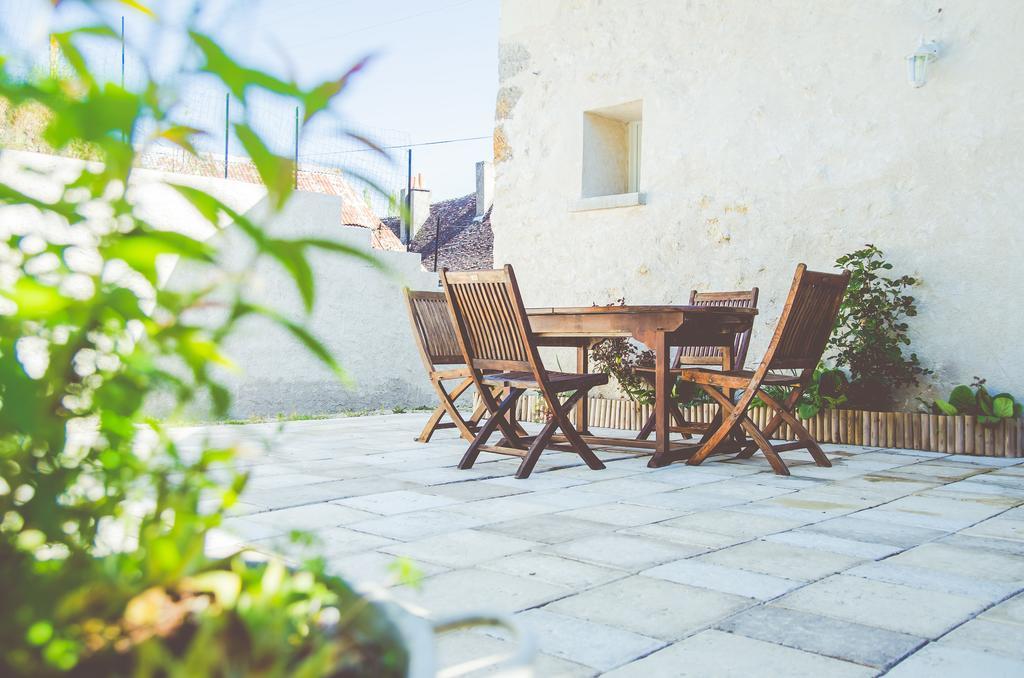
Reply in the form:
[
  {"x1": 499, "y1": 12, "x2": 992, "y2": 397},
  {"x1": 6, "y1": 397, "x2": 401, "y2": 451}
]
[
  {"x1": 636, "y1": 288, "x2": 759, "y2": 440},
  {"x1": 440, "y1": 265, "x2": 608, "y2": 479},
  {"x1": 676, "y1": 265, "x2": 850, "y2": 475},
  {"x1": 404, "y1": 289, "x2": 495, "y2": 443}
]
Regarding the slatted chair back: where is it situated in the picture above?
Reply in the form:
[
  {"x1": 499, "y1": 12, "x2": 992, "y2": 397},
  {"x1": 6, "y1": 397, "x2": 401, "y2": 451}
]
[
  {"x1": 675, "y1": 288, "x2": 760, "y2": 368},
  {"x1": 440, "y1": 266, "x2": 539, "y2": 374},
  {"x1": 404, "y1": 290, "x2": 464, "y2": 370},
  {"x1": 762, "y1": 264, "x2": 850, "y2": 371}
]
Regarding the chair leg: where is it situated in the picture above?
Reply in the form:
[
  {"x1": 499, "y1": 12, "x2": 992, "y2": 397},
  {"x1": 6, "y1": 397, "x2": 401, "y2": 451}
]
[
  {"x1": 755, "y1": 389, "x2": 831, "y2": 468},
  {"x1": 460, "y1": 388, "x2": 522, "y2": 470},
  {"x1": 555, "y1": 390, "x2": 605, "y2": 471},
  {"x1": 516, "y1": 389, "x2": 603, "y2": 478},
  {"x1": 418, "y1": 376, "x2": 477, "y2": 443},
  {"x1": 706, "y1": 388, "x2": 792, "y2": 475}
]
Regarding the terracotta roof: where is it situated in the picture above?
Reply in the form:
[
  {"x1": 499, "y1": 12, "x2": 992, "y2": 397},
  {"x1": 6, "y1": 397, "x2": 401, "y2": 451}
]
[
  {"x1": 382, "y1": 193, "x2": 493, "y2": 271},
  {"x1": 140, "y1": 152, "x2": 405, "y2": 252}
]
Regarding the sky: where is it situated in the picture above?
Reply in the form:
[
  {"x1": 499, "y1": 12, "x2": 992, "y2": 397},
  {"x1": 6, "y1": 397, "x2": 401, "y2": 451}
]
[{"x1": 1, "y1": 0, "x2": 500, "y2": 205}]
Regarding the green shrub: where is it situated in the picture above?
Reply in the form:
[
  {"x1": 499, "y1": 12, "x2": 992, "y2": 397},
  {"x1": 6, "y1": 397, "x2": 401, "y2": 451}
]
[
  {"x1": 0, "y1": 2, "x2": 407, "y2": 675},
  {"x1": 830, "y1": 244, "x2": 930, "y2": 409}
]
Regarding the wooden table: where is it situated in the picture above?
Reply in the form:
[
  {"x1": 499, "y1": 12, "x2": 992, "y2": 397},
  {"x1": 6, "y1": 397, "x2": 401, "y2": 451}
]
[{"x1": 526, "y1": 305, "x2": 757, "y2": 467}]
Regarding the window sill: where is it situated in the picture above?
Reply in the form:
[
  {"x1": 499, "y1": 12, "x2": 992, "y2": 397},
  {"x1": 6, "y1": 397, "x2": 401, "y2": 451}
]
[{"x1": 569, "y1": 192, "x2": 645, "y2": 212}]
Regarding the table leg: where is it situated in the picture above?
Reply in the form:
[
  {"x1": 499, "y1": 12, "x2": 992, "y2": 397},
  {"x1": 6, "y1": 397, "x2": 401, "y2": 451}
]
[
  {"x1": 576, "y1": 343, "x2": 592, "y2": 434},
  {"x1": 648, "y1": 331, "x2": 671, "y2": 467}
]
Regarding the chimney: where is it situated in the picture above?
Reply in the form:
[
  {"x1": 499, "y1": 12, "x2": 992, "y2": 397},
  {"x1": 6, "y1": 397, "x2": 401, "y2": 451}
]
[
  {"x1": 400, "y1": 173, "x2": 431, "y2": 243},
  {"x1": 475, "y1": 160, "x2": 494, "y2": 219}
]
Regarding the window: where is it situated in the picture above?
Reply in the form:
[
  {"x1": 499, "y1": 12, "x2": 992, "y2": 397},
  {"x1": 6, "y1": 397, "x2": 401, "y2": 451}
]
[{"x1": 575, "y1": 100, "x2": 644, "y2": 211}]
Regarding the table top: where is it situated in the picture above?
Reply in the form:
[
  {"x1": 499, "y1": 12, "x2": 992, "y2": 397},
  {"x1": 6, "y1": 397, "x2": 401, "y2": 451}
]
[{"x1": 526, "y1": 304, "x2": 758, "y2": 316}]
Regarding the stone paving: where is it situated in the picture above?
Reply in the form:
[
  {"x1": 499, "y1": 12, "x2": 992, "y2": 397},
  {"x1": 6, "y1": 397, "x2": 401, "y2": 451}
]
[{"x1": 183, "y1": 413, "x2": 1024, "y2": 677}]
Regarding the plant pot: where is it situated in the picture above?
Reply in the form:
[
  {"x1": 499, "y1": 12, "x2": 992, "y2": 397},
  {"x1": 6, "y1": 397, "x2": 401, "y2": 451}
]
[{"x1": 375, "y1": 596, "x2": 536, "y2": 677}]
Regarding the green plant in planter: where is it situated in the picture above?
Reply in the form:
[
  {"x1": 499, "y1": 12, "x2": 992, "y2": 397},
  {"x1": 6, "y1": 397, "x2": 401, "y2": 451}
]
[
  {"x1": 751, "y1": 364, "x2": 848, "y2": 419},
  {"x1": 0, "y1": 3, "x2": 409, "y2": 675},
  {"x1": 830, "y1": 244, "x2": 930, "y2": 410},
  {"x1": 928, "y1": 377, "x2": 1022, "y2": 426}
]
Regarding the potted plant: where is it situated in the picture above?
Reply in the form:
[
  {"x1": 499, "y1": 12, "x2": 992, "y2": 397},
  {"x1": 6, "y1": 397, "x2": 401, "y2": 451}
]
[{"x1": 0, "y1": 3, "x2": 531, "y2": 675}]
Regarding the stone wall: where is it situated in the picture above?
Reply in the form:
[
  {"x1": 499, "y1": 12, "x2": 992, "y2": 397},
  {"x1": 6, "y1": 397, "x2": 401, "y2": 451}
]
[{"x1": 492, "y1": 0, "x2": 1024, "y2": 402}]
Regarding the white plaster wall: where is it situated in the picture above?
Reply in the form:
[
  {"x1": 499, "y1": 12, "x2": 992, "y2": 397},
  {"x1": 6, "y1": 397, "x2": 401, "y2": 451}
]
[
  {"x1": 493, "y1": 0, "x2": 1024, "y2": 401},
  {"x1": 180, "y1": 191, "x2": 439, "y2": 418},
  {"x1": 0, "y1": 149, "x2": 439, "y2": 418}
]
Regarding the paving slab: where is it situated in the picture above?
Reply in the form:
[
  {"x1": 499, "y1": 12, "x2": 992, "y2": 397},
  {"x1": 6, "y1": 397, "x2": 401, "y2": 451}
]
[
  {"x1": 763, "y1": 528, "x2": 902, "y2": 559},
  {"x1": 479, "y1": 551, "x2": 626, "y2": 590},
  {"x1": 511, "y1": 608, "x2": 665, "y2": 672},
  {"x1": 393, "y1": 568, "x2": 570, "y2": 616},
  {"x1": 603, "y1": 629, "x2": 874, "y2": 678},
  {"x1": 845, "y1": 560, "x2": 1018, "y2": 601},
  {"x1": 545, "y1": 534, "x2": 704, "y2": 571},
  {"x1": 334, "y1": 489, "x2": 460, "y2": 515},
  {"x1": 436, "y1": 630, "x2": 596, "y2": 677},
  {"x1": 939, "y1": 617, "x2": 1024, "y2": 660},
  {"x1": 546, "y1": 575, "x2": 751, "y2": 641},
  {"x1": 346, "y1": 509, "x2": 489, "y2": 540},
  {"x1": 380, "y1": 529, "x2": 539, "y2": 567},
  {"x1": 774, "y1": 574, "x2": 987, "y2": 637},
  {"x1": 643, "y1": 557, "x2": 802, "y2": 600},
  {"x1": 717, "y1": 605, "x2": 924, "y2": 669},
  {"x1": 556, "y1": 501, "x2": 681, "y2": 527},
  {"x1": 884, "y1": 541, "x2": 1024, "y2": 583},
  {"x1": 885, "y1": 643, "x2": 1024, "y2": 677},
  {"x1": 697, "y1": 539, "x2": 864, "y2": 582},
  {"x1": 479, "y1": 514, "x2": 610, "y2": 544},
  {"x1": 802, "y1": 514, "x2": 947, "y2": 548},
  {"x1": 657, "y1": 509, "x2": 805, "y2": 539}
]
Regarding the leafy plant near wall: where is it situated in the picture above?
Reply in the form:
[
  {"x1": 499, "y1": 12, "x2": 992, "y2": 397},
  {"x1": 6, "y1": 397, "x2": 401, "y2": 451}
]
[
  {"x1": 588, "y1": 300, "x2": 710, "y2": 407},
  {"x1": 752, "y1": 365, "x2": 849, "y2": 419},
  {"x1": 923, "y1": 377, "x2": 1022, "y2": 426},
  {"x1": 0, "y1": 2, "x2": 410, "y2": 676},
  {"x1": 829, "y1": 244, "x2": 930, "y2": 410}
]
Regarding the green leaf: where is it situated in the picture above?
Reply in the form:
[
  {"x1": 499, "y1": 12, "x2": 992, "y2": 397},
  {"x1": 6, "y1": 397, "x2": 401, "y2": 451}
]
[
  {"x1": 797, "y1": 403, "x2": 819, "y2": 420},
  {"x1": 993, "y1": 396, "x2": 1015, "y2": 419},
  {"x1": 948, "y1": 385, "x2": 976, "y2": 413},
  {"x1": 977, "y1": 387, "x2": 994, "y2": 416},
  {"x1": 302, "y1": 56, "x2": 370, "y2": 123},
  {"x1": 934, "y1": 399, "x2": 958, "y2": 416},
  {"x1": 234, "y1": 123, "x2": 294, "y2": 211},
  {"x1": 190, "y1": 32, "x2": 299, "y2": 101},
  {"x1": 154, "y1": 125, "x2": 205, "y2": 155},
  {"x1": 102, "y1": 230, "x2": 213, "y2": 282},
  {"x1": 3, "y1": 278, "x2": 71, "y2": 317}
]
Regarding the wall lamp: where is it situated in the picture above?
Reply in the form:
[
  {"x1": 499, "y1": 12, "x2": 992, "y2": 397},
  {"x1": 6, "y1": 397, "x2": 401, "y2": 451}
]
[{"x1": 906, "y1": 37, "x2": 941, "y2": 88}]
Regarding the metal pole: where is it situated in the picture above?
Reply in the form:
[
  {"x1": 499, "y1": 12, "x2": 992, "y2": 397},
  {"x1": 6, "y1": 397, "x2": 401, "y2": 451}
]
[
  {"x1": 432, "y1": 213, "x2": 440, "y2": 272},
  {"x1": 294, "y1": 106, "x2": 299, "y2": 190},
  {"x1": 223, "y1": 93, "x2": 229, "y2": 178},
  {"x1": 120, "y1": 16, "x2": 125, "y2": 89},
  {"x1": 120, "y1": 17, "x2": 125, "y2": 144},
  {"x1": 404, "y1": 148, "x2": 412, "y2": 245}
]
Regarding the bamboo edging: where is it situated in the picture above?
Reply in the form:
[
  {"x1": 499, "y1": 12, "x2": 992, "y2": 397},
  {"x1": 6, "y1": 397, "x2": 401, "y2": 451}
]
[{"x1": 510, "y1": 396, "x2": 1024, "y2": 457}]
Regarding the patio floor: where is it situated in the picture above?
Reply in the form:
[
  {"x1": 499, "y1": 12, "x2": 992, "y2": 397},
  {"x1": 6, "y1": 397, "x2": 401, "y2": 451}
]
[{"x1": 183, "y1": 412, "x2": 1024, "y2": 677}]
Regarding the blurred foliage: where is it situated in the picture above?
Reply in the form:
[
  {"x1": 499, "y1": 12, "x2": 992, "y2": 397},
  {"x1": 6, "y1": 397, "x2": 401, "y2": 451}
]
[{"x1": 0, "y1": 1, "x2": 405, "y2": 675}]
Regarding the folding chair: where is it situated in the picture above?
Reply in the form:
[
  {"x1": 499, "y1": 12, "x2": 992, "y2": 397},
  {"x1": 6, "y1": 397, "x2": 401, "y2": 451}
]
[
  {"x1": 405, "y1": 289, "x2": 497, "y2": 443},
  {"x1": 440, "y1": 265, "x2": 608, "y2": 479},
  {"x1": 676, "y1": 264, "x2": 850, "y2": 475},
  {"x1": 636, "y1": 288, "x2": 759, "y2": 440}
]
